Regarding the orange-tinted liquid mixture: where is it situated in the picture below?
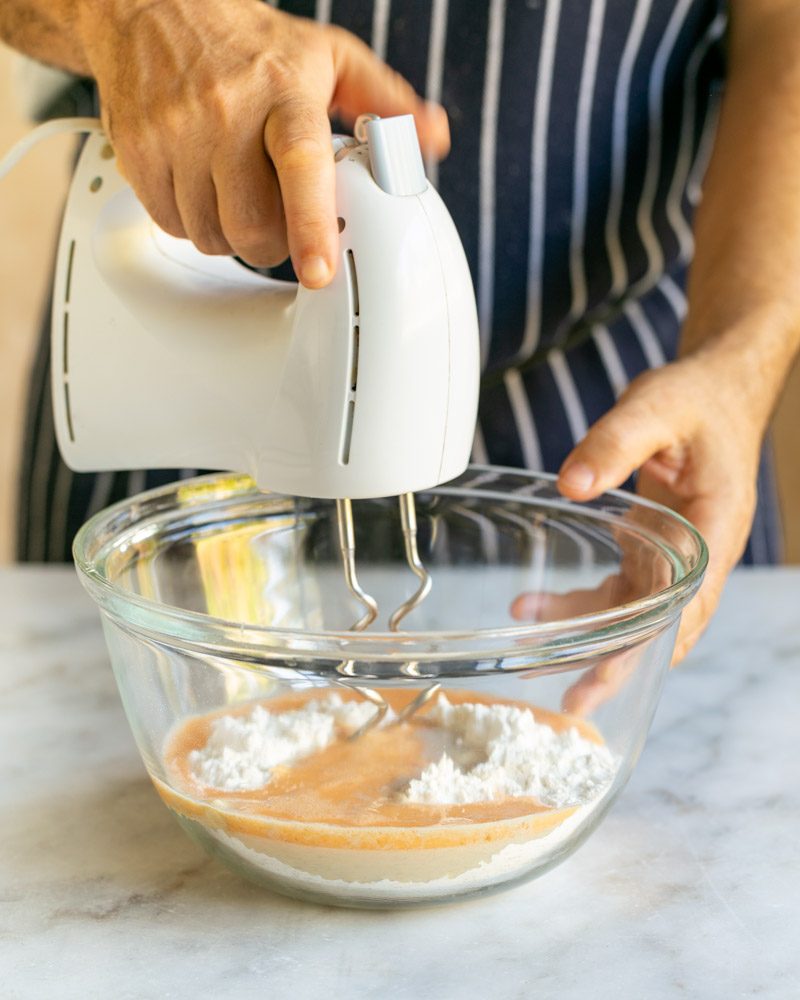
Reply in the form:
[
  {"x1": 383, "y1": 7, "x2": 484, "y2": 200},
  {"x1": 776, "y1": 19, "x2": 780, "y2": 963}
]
[{"x1": 156, "y1": 689, "x2": 601, "y2": 852}]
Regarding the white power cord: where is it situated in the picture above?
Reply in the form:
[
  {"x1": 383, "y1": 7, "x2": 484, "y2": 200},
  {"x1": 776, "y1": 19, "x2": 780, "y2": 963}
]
[{"x1": 0, "y1": 116, "x2": 103, "y2": 182}]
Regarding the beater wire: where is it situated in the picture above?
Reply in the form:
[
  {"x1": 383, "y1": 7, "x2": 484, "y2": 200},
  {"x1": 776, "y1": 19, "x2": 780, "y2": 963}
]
[
  {"x1": 334, "y1": 493, "x2": 439, "y2": 740},
  {"x1": 335, "y1": 497, "x2": 378, "y2": 630},
  {"x1": 389, "y1": 493, "x2": 433, "y2": 631}
]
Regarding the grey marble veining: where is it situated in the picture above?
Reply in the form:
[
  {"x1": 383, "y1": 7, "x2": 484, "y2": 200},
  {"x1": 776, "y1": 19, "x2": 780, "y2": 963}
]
[{"x1": 0, "y1": 566, "x2": 798, "y2": 999}]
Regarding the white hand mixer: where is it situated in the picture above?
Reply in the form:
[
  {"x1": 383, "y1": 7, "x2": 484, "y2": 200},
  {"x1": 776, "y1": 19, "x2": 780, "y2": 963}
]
[{"x1": 2, "y1": 112, "x2": 480, "y2": 730}]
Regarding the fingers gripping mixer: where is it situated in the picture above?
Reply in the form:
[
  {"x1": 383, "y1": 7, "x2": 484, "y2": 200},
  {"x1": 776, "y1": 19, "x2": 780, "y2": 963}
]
[
  {"x1": 52, "y1": 114, "x2": 478, "y2": 498},
  {"x1": 51, "y1": 114, "x2": 480, "y2": 729}
]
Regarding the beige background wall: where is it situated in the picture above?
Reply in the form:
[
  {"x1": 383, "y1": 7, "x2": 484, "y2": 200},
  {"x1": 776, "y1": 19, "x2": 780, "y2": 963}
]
[
  {"x1": 0, "y1": 46, "x2": 73, "y2": 562},
  {"x1": 1, "y1": 43, "x2": 798, "y2": 563}
]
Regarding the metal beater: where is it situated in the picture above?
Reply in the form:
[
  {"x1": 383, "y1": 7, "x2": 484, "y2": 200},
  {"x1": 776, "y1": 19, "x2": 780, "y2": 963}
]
[{"x1": 335, "y1": 493, "x2": 441, "y2": 739}]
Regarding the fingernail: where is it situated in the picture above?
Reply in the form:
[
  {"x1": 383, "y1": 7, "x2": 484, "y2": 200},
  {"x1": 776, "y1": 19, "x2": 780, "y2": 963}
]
[
  {"x1": 300, "y1": 256, "x2": 331, "y2": 287},
  {"x1": 559, "y1": 462, "x2": 595, "y2": 493},
  {"x1": 510, "y1": 593, "x2": 545, "y2": 620}
]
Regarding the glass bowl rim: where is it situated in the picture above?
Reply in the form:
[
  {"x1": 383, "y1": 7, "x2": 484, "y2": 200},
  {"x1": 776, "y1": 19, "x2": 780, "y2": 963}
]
[{"x1": 72, "y1": 465, "x2": 708, "y2": 665}]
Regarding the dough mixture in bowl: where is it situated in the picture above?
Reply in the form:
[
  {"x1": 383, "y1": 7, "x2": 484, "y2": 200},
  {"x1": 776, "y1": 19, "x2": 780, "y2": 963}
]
[{"x1": 155, "y1": 688, "x2": 618, "y2": 904}]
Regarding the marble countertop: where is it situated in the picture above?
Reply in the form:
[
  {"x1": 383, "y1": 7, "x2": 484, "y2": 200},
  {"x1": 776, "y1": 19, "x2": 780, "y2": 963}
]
[{"x1": 1, "y1": 566, "x2": 798, "y2": 999}]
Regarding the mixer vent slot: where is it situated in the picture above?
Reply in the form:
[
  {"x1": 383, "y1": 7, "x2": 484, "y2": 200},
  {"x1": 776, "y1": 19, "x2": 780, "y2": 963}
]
[
  {"x1": 59, "y1": 239, "x2": 78, "y2": 441},
  {"x1": 341, "y1": 249, "x2": 361, "y2": 465},
  {"x1": 63, "y1": 382, "x2": 75, "y2": 442},
  {"x1": 350, "y1": 325, "x2": 360, "y2": 392},
  {"x1": 65, "y1": 239, "x2": 76, "y2": 304},
  {"x1": 62, "y1": 312, "x2": 70, "y2": 375},
  {"x1": 345, "y1": 248, "x2": 359, "y2": 316},
  {"x1": 341, "y1": 400, "x2": 355, "y2": 465}
]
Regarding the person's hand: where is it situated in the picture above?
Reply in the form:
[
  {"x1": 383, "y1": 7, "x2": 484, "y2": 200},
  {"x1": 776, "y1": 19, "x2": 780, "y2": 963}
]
[
  {"x1": 512, "y1": 342, "x2": 770, "y2": 714},
  {"x1": 75, "y1": 0, "x2": 449, "y2": 285},
  {"x1": 554, "y1": 344, "x2": 767, "y2": 664}
]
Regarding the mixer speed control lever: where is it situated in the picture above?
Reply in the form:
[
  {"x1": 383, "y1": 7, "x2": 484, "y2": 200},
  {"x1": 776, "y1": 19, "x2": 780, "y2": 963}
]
[{"x1": 357, "y1": 114, "x2": 427, "y2": 197}]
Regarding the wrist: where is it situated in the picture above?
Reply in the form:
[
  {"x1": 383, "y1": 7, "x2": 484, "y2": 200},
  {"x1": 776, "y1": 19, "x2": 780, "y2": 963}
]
[
  {"x1": 71, "y1": 0, "x2": 133, "y2": 70},
  {"x1": 73, "y1": 0, "x2": 189, "y2": 59},
  {"x1": 680, "y1": 301, "x2": 799, "y2": 430}
]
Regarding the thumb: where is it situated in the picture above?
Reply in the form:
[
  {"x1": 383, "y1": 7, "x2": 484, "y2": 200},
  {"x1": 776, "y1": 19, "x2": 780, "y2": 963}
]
[
  {"x1": 557, "y1": 371, "x2": 686, "y2": 501},
  {"x1": 328, "y1": 27, "x2": 450, "y2": 158}
]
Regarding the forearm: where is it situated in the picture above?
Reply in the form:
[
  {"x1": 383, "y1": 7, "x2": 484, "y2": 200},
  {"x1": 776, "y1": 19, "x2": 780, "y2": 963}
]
[
  {"x1": 682, "y1": 1, "x2": 800, "y2": 425},
  {"x1": 0, "y1": 0, "x2": 94, "y2": 75}
]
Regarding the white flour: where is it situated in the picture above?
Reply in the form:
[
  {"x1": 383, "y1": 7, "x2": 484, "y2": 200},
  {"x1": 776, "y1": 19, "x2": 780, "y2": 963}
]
[
  {"x1": 188, "y1": 694, "x2": 377, "y2": 791},
  {"x1": 182, "y1": 693, "x2": 619, "y2": 903},
  {"x1": 402, "y1": 696, "x2": 616, "y2": 808},
  {"x1": 189, "y1": 693, "x2": 616, "y2": 809}
]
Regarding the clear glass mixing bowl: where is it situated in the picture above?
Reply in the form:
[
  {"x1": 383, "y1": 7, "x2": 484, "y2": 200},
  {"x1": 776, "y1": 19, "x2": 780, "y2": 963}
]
[{"x1": 74, "y1": 466, "x2": 706, "y2": 908}]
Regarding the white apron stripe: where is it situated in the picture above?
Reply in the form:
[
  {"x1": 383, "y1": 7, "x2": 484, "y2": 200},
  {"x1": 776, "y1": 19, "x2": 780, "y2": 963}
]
[
  {"x1": 624, "y1": 300, "x2": 667, "y2": 369},
  {"x1": 315, "y1": 0, "x2": 332, "y2": 25},
  {"x1": 548, "y1": 351, "x2": 588, "y2": 444},
  {"x1": 424, "y1": 0, "x2": 449, "y2": 185},
  {"x1": 591, "y1": 325, "x2": 629, "y2": 399},
  {"x1": 529, "y1": 513, "x2": 548, "y2": 594},
  {"x1": 371, "y1": 0, "x2": 391, "y2": 61},
  {"x1": 657, "y1": 272, "x2": 688, "y2": 323},
  {"x1": 478, "y1": 0, "x2": 507, "y2": 369},
  {"x1": 568, "y1": 0, "x2": 607, "y2": 324},
  {"x1": 666, "y1": 12, "x2": 727, "y2": 261},
  {"x1": 504, "y1": 368, "x2": 543, "y2": 471},
  {"x1": 687, "y1": 84, "x2": 722, "y2": 205},
  {"x1": 518, "y1": 0, "x2": 562, "y2": 361},
  {"x1": 633, "y1": 0, "x2": 695, "y2": 296},
  {"x1": 554, "y1": 518, "x2": 594, "y2": 572},
  {"x1": 605, "y1": 0, "x2": 653, "y2": 298},
  {"x1": 85, "y1": 471, "x2": 115, "y2": 519},
  {"x1": 126, "y1": 469, "x2": 147, "y2": 497},
  {"x1": 452, "y1": 502, "x2": 501, "y2": 563},
  {"x1": 471, "y1": 419, "x2": 490, "y2": 465}
]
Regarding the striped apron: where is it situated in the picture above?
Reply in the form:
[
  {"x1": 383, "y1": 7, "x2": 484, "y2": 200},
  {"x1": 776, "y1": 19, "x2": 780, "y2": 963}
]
[{"x1": 16, "y1": 0, "x2": 783, "y2": 563}]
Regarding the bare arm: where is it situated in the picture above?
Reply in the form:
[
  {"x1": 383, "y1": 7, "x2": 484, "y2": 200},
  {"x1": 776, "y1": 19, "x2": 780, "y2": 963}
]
[
  {"x1": 682, "y1": 0, "x2": 800, "y2": 386},
  {"x1": 0, "y1": 1, "x2": 89, "y2": 75},
  {"x1": 554, "y1": 0, "x2": 800, "y2": 686},
  {"x1": 0, "y1": 0, "x2": 449, "y2": 283}
]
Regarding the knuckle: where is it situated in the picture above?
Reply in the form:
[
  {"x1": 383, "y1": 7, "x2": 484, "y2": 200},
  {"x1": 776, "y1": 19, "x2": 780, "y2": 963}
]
[
  {"x1": 227, "y1": 223, "x2": 288, "y2": 266},
  {"x1": 202, "y1": 82, "x2": 239, "y2": 128},
  {"x1": 113, "y1": 141, "x2": 149, "y2": 182},
  {"x1": 194, "y1": 240, "x2": 227, "y2": 256},
  {"x1": 129, "y1": 182, "x2": 185, "y2": 239},
  {"x1": 387, "y1": 66, "x2": 417, "y2": 102},
  {"x1": 238, "y1": 246, "x2": 289, "y2": 269},
  {"x1": 326, "y1": 23, "x2": 361, "y2": 55},
  {"x1": 286, "y1": 214, "x2": 330, "y2": 246},
  {"x1": 262, "y1": 54, "x2": 298, "y2": 94},
  {"x1": 152, "y1": 210, "x2": 186, "y2": 239},
  {"x1": 226, "y1": 225, "x2": 268, "y2": 251},
  {"x1": 326, "y1": 23, "x2": 350, "y2": 45},
  {"x1": 192, "y1": 229, "x2": 230, "y2": 256},
  {"x1": 272, "y1": 133, "x2": 328, "y2": 171}
]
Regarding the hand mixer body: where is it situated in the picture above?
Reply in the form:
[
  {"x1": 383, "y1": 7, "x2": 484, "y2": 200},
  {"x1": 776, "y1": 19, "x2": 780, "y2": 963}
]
[{"x1": 51, "y1": 116, "x2": 480, "y2": 499}]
